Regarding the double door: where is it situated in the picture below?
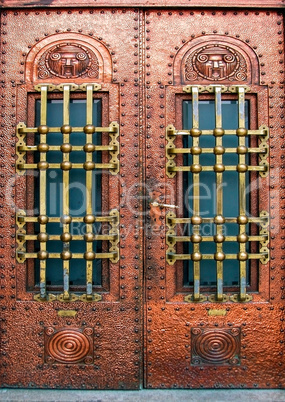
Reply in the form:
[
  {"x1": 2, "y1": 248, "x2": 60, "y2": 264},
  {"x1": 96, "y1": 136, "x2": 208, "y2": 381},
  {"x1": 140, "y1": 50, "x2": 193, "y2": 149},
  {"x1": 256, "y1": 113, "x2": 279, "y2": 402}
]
[{"x1": 0, "y1": 6, "x2": 284, "y2": 389}]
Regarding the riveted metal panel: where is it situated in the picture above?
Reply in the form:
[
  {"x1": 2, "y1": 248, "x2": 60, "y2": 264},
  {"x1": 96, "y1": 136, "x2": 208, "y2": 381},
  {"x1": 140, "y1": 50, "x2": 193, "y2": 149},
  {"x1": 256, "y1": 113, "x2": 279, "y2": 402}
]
[
  {"x1": 144, "y1": 9, "x2": 285, "y2": 389},
  {"x1": 0, "y1": 5, "x2": 284, "y2": 390},
  {"x1": 0, "y1": 8, "x2": 143, "y2": 389}
]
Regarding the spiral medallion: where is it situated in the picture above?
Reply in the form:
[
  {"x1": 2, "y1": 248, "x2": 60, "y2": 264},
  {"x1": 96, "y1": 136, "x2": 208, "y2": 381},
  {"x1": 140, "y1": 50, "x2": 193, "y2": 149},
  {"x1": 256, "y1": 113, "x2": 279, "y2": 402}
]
[
  {"x1": 46, "y1": 328, "x2": 93, "y2": 364},
  {"x1": 191, "y1": 328, "x2": 240, "y2": 366}
]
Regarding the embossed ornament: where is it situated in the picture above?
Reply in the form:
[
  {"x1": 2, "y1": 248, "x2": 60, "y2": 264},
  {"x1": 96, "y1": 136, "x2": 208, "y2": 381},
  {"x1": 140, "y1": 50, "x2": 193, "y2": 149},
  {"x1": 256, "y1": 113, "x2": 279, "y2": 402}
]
[
  {"x1": 185, "y1": 44, "x2": 247, "y2": 82},
  {"x1": 38, "y1": 42, "x2": 99, "y2": 79}
]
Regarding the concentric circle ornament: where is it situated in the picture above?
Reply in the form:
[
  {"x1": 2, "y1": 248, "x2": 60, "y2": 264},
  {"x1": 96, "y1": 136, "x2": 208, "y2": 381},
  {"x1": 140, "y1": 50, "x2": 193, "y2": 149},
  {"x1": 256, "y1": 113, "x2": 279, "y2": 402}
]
[
  {"x1": 45, "y1": 328, "x2": 93, "y2": 365},
  {"x1": 191, "y1": 328, "x2": 240, "y2": 366}
]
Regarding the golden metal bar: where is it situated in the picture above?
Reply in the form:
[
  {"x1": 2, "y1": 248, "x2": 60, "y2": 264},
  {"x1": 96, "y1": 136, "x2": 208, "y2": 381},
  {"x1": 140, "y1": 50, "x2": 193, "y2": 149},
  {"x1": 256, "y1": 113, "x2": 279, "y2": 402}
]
[
  {"x1": 172, "y1": 129, "x2": 266, "y2": 136},
  {"x1": 191, "y1": 86, "x2": 201, "y2": 301},
  {"x1": 86, "y1": 84, "x2": 94, "y2": 298},
  {"x1": 167, "y1": 234, "x2": 267, "y2": 242},
  {"x1": 62, "y1": 85, "x2": 71, "y2": 300},
  {"x1": 238, "y1": 87, "x2": 247, "y2": 301},
  {"x1": 167, "y1": 165, "x2": 267, "y2": 173},
  {"x1": 39, "y1": 85, "x2": 48, "y2": 299},
  {"x1": 19, "y1": 252, "x2": 118, "y2": 259},
  {"x1": 215, "y1": 86, "x2": 224, "y2": 301}
]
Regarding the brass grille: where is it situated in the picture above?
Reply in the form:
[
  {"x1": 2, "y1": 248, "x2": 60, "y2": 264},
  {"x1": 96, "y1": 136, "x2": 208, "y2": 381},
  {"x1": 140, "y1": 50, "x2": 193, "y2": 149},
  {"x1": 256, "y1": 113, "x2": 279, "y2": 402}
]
[
  {"x1": 16, "y1": 83, "x2": 120, "y2": 302},
  {"x1": 166, "y1": 85, "x2": 269, "y2": 303}
]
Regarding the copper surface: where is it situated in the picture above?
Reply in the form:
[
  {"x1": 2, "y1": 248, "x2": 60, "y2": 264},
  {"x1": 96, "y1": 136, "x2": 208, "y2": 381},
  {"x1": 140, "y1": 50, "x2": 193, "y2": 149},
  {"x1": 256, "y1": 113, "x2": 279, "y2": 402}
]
[{"x1": 0, "y1": 5, "x2": 284, "y2": 390}]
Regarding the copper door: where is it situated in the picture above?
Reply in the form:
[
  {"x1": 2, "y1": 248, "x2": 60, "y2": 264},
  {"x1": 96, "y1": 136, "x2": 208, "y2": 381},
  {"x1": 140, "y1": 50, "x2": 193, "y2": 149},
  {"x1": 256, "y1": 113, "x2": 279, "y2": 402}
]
[{"x1": 0, "y1": 4, "x2": 284, "y2": 390}]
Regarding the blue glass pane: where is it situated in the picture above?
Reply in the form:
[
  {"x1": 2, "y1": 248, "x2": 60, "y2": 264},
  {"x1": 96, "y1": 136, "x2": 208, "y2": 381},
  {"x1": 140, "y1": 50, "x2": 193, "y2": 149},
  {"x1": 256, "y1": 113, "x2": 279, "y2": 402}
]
[
  {"x1": 183, "y1": 100, "x2": 249, "y2": 287},
  {"x1": 35, "y1": 99, "x2": 102, "y2": 286}
]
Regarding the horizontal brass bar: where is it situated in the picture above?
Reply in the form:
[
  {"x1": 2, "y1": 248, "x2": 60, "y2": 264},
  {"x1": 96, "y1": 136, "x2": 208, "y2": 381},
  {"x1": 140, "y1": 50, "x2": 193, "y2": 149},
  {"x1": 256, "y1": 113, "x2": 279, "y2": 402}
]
[
  {"x1": 167, "y1": 234, "x2": 268, "y2": 242},
  {"x1": 18, "y1": 252, "x2": 118, "y2": 259},
  {"x1": 18, "y1": 126, "x2": 115, "y2": 134},
  {"x1": 17, "y1": 215, "x2": 117, "y2": 223},
  {"x1": 34, "y1": 292, "x2": 102, "y2": 303},
  {"x1": 167, "y1": 252, "x2": 268, "y2": 261},
  {"x1": 17, "y1": 163, "x2": 117, "y2": 170},
  {"x1": 168, "y1": 165, "x2": 267, "y2": 173},
  {"x1": 18, "y1": 234, "x2": 118, "y2": 241},
  {"x1": 167, "y1": 147, "x2": 267, "y2": 155},
  {"x1": 169, "y1": 129, "x2": 269, "y2": 137},
  {"x1": 17, "y1": 145, "x2": 118, "y2": 152}
]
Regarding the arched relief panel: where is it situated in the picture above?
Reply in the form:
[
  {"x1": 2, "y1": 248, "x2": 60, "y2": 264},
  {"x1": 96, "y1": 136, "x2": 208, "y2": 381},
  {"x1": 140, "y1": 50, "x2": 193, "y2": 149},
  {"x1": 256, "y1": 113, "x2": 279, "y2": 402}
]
[
  {"x1": 25, "y1": 33, "x2": 113, "y2": 84},
  {"x1": 173, "y1": 35, "x2": 260, "y2": 85}
]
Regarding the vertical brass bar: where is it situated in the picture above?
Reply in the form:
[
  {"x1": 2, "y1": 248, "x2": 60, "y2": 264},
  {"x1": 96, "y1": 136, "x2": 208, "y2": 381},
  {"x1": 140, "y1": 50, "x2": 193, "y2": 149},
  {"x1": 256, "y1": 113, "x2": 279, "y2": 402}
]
[
  {"x1": 238, "y1": 87, "x2": 247, "y2": 301},
  {"x1": 39, "y1": 85, "x2": 48, "y2": 299},
  {"x1": 215, "y1": 86, "x2": 222, "y2": 129},
  {"x1": 192, "y1": 86, "x2": 200, "y2": 301},
  {"x1": 62, "y1": 85, "x2": 71, "y2": 300},
  {"x1": 215, "y1": 86, "x2": 224, "y2": 301},
  {"x1": 86, "y1": 84, "x2": 94, "y2": 299}
]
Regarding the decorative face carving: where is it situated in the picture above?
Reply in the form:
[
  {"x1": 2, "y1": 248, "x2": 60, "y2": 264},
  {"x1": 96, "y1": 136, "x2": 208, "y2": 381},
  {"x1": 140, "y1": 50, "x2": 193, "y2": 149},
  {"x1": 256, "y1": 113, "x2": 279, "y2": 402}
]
[
  {"x1": 194, "y1": 46, "x2": 238, "y2": 80},
  {"x1": 185, "y1": 44, "x2": 247, "y2": 82},
  {"x1": 38, "y1": 42, "x2": 99, "y2": 80},
  {"x1": 46, "y1": 44, "x2": 91, "y2": 78}
]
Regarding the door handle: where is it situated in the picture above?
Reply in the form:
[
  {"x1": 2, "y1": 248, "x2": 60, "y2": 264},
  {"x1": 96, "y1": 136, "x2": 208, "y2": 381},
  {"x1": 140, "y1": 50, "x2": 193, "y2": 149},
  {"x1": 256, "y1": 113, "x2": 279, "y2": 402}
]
[{"x1": 150, "y1": 201, "x2": 179, "y2": 209}]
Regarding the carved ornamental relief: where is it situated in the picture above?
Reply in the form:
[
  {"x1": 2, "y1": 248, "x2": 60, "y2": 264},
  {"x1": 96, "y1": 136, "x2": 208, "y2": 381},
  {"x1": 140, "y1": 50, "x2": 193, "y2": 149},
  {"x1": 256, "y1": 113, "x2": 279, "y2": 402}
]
[
  {"x1": 185, "y1": 44, "x2": 247, "y2": 82},
  {"x1": 38, "y1": 42, "x2": 99, "y2": 80},
  {"x1": 191, "y1": 327, "x2": 240, "y2": 366},
  {"x1": 45, "y1": 327, "x2": 94, "y2": 365}
]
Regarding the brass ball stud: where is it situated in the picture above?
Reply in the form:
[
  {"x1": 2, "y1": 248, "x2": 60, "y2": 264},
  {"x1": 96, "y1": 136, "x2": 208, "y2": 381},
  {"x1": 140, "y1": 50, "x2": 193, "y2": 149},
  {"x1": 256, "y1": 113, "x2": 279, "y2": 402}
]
[
  {"x1": 191, "y1": 234, "x2": 202, "y2": 243},
  {"x1": 84, "y1": 143, "x2": 96, "y2": 153},
  {"x1": 238, "y1": 251, "x2": 248, "y2": 261},
  {"x1": 213, "y1": 128, "x2": 225, "y2": 137},
  {"x1": 37, "y1": 125, "x2": 49, "y2": 134},
  {"x1": 84, "y1": 251, "x2": 95, "y2": 260},
  {"x1": 37, "y1": 161, "x2": 49, "y2": 170},
  {"x1": 37, "y1": 250, "x2": 48, "y2": 260},
  {"x1": 83, "y1": 161, "x2": 95, "y2": 170},
  {"x1": 191, "y1": 146, "x2": 202, "y2": 155},
  {"x1": 61, "y1": 124, "x2": 72, "y2": 134},
  {"x1": 214, "y1": 215, "x2": 225, "y2": 224},
  {"x1": 84, "y1": 124, "x2": 96, "y2": 134},
  {"x1": 84, "y1": 232, "x2": 94, "y2": 242},
  {"x1": 191, "y1": 216, "x2": 202, "y2": 225},
  {"x1": 237, "y1": 215, "x2": 248, "y2": 225},
  {"x1": 37, "y1": 233, "x2": 48, "y2": 242},
  {"x1": 61, "y1": 251, "x2": 72, "y2": 260},
  {"x1": 237, "y1": 164, "x2": 248, "y2": 173},
  {"x1": 215, "y1": 252, "x2": 225, "y2": 261},
  {"x1": 84, "y1": 214, "x2": 95, "y2": 224},
  {"x1": 214, "y1": 234, "x2": 225, "y2": 243},
  {"x1": 214, "y1": 164, "x2": 225, "y2": 172},
  {"x1": 214, "y1": 146, "x2": 225, "y2": 155},
  {"x1": 237, "y1": 233, "x2": 248, "y2": 243},
  {"x1": 236, "y1": 128, "x2": 248, "y2": 137},
  {"x1": 37, "y1": 143, "x2": 49, "y2": 152},
  {"x1": 237, "y1": 145, "x2": 248, "y2": 154},
  {"x1": 190, "y1": 128, "x2": 201, "y2": 137},
  {"x1": 38, "y1": 215, "x2": 49, "y2": 224},
  {"x1": 61, "y1": 161, "x2": 72, "y2": 170},
  {"x1": 60, "y1": 232, "x2": 72, "y2": 242},
  {"x1": 61, "y1": 215, "x2": 72, "y2": 224},
  {"x1": 191, "y1": 164, "x2": 202, "y2": 173},
  {"x1": 60, "y1": 143, "x2": 72, "y2": 153},
  {"x1": 192, "y1": 252, "x2": 202, "y2": 261}
]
